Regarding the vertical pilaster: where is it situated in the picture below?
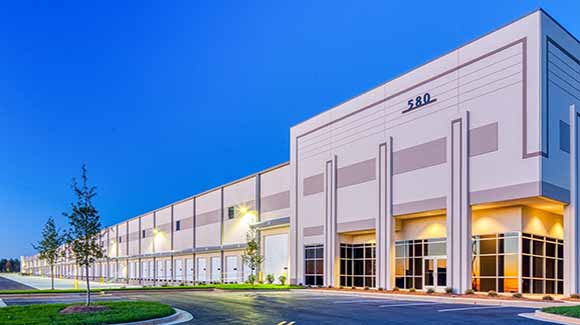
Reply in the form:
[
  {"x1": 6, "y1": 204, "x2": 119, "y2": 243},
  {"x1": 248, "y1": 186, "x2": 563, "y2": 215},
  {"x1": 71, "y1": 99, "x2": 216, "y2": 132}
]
[
  {"x1": 565, "y1": 104, "x2": 579, "y2": 296},
  {"x1": 324, "y1": 156, "x2": 337, "y2": 286},
  {"x1": 220, "y1": 187, "x2": 225, "y2": 283},
  {"x1": 378, "y1": 137, "x2": 395, "y2": 290},
  {"x1": 447, "y1": 111, "x2": 472, "y2": 293}
]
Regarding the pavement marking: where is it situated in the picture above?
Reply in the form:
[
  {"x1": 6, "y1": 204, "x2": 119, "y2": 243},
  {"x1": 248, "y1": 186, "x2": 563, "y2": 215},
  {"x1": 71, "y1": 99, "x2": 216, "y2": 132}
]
[
  {"x1": 378, "y1": 302, "x2": 438, "y2": 308},
  {"x1": 438, "y1": 306, "x2": 506, "y2": 313},
  {"x1": 333, "y1": 299, "x2": 387, "y2": 304},
  {"x1": 0, "y1": 299, "x2": 6, "y2": 308},
  {"x1": 276, "y1": 321, "x2": 287, "y2": 325}
]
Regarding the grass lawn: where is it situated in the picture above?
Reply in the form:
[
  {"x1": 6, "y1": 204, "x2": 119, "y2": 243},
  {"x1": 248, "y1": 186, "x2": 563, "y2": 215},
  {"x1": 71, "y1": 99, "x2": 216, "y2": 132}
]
[
  {"x1": 215, "y1": 283, "x2": 304, "y2": 290},
  {"x1": 0, "y1": 283, "x2": 303, "y2": 295},
  {"x1": 0, "y1": 301, "x2": 175, "y2": 325},
  {"x1": 543, "y1": 305, "x2": 580, "y2": 318}
]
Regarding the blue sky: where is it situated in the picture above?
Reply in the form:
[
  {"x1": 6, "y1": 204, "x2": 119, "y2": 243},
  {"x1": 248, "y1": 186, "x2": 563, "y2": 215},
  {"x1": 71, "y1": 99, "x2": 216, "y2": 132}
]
[{"x1": 0, "y1": 1, "x2": 578, "y2": 258}]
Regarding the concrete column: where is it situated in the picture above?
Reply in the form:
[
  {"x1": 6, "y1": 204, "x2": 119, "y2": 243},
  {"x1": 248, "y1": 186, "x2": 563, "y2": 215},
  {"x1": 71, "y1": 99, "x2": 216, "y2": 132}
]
[
  {"x1": 565, "y1": 104, "x2": 579, "y2": 296},
  {"x1": 446, "y1": 111, "x2": 472, "y2": 293},
  {"x1": 377, "y1": 137, "x2": 395, "y2": 289},
  {"x1": 324, "y1": 156, "x2": 338, "y2": 287}
]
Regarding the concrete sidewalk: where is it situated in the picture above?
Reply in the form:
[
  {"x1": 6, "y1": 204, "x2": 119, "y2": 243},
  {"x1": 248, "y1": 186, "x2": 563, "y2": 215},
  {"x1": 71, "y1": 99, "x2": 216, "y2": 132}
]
[{"x1": 0, "y1": 273, "x2": 139, "y2": 290}]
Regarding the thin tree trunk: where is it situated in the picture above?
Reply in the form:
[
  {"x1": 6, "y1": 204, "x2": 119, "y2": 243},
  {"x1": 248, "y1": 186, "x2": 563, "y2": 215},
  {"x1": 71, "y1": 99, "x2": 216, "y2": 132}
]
[
  {"x1": 51, "y1": 264, "x2": 54, "y2": 290},
  {"x1": 85, "y1": 263, "x2": 91, "y2": 306}
]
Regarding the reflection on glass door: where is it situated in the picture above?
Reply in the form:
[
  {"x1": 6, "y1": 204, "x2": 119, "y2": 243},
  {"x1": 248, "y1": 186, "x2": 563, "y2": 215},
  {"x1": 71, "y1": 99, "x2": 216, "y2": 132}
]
[{"x1": 423, "y1": 257, "x2": 446, "y2": 289}]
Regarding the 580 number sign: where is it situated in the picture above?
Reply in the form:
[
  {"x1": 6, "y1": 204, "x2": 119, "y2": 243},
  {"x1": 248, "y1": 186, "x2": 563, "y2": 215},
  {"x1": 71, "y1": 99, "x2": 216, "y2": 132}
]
[{"x1": 402, "y1": 93, "x2": 437, "y2": 114}]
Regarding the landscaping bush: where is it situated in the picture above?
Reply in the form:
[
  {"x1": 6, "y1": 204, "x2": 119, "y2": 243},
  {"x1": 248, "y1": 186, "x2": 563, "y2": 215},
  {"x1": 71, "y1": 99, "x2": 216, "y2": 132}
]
[
  {"x1": 571, "y1": 293, "x2": 580, "y2": 299},
  {"x1": 543, "y1": 295, "x2": 554, "y2": 301},
  {"x1": 351, "y1": 286, "x2": 355, "y2": 290},
  {"x1": 377, "y1": 287, "x2": 384, "y2": 291},
  {"x1": 464, "y1": 289, "x2": 475, "y2": 295},
  {"x1": 279, "y1": 275, "x2": 287, "y2": 285},
  {"x1": 247, "y1": 274, "x2": 256, "y2": 284},
  {"x1": 409, "y1": 288, "x2": 416, "y2": 293},
  {"x1": 393, "y1": 286, "x2": 400, "y2": 292},
  {"x1": 363, "y1": 286, "x2": 370, "y2": 291},
  {"x1": 266, "y1": 274, "x2": 275, "y2": 284},
  {"x1": 445, "y1": 287, "x2": 453, "y2": 294},
  {"x1": 512, "y1": 293, "x2": 523, "y2": 298},
  {"x1": 426, "y1": 288, "x2": 435, "y2": 294},
  {"x1": 327, "y1": 285, "x2": 333, "y2": 289},
  {"x1": 487, "y1": 290, "x2": 498, "y2": 297}
]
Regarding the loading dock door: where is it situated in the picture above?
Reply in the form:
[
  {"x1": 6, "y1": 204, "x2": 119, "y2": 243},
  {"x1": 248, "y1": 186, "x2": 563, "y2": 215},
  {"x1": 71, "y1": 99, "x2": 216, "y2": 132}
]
[
  {"x1": 175, "y1": 259, "x2": 183, "y2": 281},
  {"x1": 225, "y1": 256, "x2": 239, "y2": 283},
  {"x1": 196, "y1": 258, "x2": 207, "y2": 282},
  {"x1": 211, "y1": 257, "x2": 221, "y2": 282},
  {"x1": 186, "y1": 258, "x2": 193, "y2": 282},
  {"x1": 264, "y1": 233, "x2": 289, "y2": 283}
]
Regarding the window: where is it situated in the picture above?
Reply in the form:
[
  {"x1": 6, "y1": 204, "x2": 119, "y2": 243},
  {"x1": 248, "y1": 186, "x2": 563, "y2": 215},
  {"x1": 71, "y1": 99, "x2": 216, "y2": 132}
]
[
  {"x1": 175, "y1": 220, "x2": 181, "y2": 232},
  {"x1": 340, "y1": 243, "x2": 375, "y2": 288},
  {"x1": 228, "y1": 207, "x2": 235, "y2": 220},
  {"x1": 521, "y1": 233, "x2": 563, "y2": 294},
  {"x1": 472, "y1": 233, "x2": 519, "y2": 293},
  {"x1": 304, "y1": 245, "x2": 323, "y2": 286},
  {"x1": 395, "y1": 238, "x2": 446, "y2": 290},
  {"x1": 142, "y1": 230, "x2": 146, "y2": 239},
  {"x1": 118, "y1": 236, "x2": 122, "y2": 243}
]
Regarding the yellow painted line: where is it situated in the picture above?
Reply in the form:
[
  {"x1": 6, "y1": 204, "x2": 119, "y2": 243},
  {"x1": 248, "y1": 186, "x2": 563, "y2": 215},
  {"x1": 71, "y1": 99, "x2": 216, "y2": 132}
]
[
  {"x1": 287, "y1": 322, "x2": 295, "y2": 325},
  {"x1": 276, "y1": 322, "x2": 287, "y2": 325}
]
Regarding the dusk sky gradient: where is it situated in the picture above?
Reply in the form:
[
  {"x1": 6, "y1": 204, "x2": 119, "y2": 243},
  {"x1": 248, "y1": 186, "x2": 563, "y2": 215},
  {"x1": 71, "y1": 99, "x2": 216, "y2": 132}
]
[{"x1": 1, "y1": 1, "x2": 578, "y2": 258}]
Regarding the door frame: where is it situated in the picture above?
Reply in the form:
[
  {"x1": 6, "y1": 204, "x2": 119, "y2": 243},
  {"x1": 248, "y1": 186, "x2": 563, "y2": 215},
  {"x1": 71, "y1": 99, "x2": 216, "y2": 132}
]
[{"x1": 423, "y1": 256, "x2": 447, "y2": 290}]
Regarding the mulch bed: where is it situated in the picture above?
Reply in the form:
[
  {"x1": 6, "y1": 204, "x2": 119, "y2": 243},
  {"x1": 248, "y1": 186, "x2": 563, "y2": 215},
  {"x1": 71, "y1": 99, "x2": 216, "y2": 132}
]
[
  {"x1": 59, "y1": 305, "x2": 110, "y2": 315},
  {"x1": 313, "y1": 287, "x2": 562, "y2": 302}
]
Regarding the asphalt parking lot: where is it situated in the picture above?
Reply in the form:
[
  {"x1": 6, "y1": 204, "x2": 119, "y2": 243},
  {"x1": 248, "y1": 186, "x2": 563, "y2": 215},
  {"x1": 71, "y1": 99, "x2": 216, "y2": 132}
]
[
  {"x1": 0, "y1": 276, "x2": 35, "y2": 290},
  {"x1": 1, "y1": 290, "x2": 546, "y2": 324}
]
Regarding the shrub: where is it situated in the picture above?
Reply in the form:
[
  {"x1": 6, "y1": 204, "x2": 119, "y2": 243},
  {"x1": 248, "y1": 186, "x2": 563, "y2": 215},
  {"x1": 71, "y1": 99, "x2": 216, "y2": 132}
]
[
  {"x1": 571, "y1": 293, "x2": 580, "y2": 299},
  {"x1": 179, "y1": 282, "x2": 185, "y2": 287},
  {"x1": 378, "y1": 287, "x2": 384, "y2": 291},
  {"x1": 266, "y1": 273, "x2": 275, "y2": 284},
  {"x1": 393, "y1": 286, "x2": 400, "y2": 292},
  {"x1": 247, "y1": 274, "x2": 256, "y2": 284},
  {"x1": 426, "y1": 288, "x2": 435, "y2": 294},
  {"x1": 161, "y1": 283, "x2": 169, "y2": 288},
  {"x1": 278, "y1": 275, "x2": 287, "y2": 285},
  {"x1": 328, "y1": 285, "x2": 333, "y2": 289},
  {"x1": 298, "y1": 283, "x2": 303, "y2": 286},
  {"x1": 465, "y1": 289, "x2": 475, "y2": 295},
  {"x1": 512, "y1": 293, "x2": 523, "y2": 298},
  {"x1": 445, "y1": 287, "x2": 453, "y2": 294},
  {"x1": 543, "y1": 295, "x2": 554, "y2": 301},
  {"x1": 363, "y1": 286, "x2": 370, "y2": 291},
  {"x1": 487, "y1": 290, "x2": 498, "y2": 297},
  {"x1": 409, "y1": 288, "x2": 416, "y2": 293},
  {"x1": 351, "y1": 286, "x2": 355, "y2": 290}
]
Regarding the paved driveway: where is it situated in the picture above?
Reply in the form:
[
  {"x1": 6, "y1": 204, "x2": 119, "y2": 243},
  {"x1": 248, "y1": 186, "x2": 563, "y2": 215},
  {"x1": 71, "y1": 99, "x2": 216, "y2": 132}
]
[
  {"x1": 0, "y1": 275, "x2": 35, "y2": 290},
  {"x1": 2, "y1": 290, "x2": 547, "y2": 324}
]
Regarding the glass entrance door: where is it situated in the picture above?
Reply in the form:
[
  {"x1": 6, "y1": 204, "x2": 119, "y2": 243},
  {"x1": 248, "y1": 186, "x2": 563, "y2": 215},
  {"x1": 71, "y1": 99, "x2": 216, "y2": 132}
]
[{"x1": 423, "y1": 257, "x2": 446, "y2": 290}]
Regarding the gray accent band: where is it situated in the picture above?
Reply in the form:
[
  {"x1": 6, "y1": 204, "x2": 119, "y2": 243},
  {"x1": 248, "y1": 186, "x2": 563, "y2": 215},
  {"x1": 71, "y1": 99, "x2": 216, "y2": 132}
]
[
  {"x1": 393, "y1": 196, "x2": 447, "y2": 216},
  {"x1": 541, "y1": 181, "x2": 571, "y2": 204},
  {"x1": 303, "y1": 225, "x2": 324, "y2": 237},
  {"x1": 469, "y1": 122, "x2": 499, "y2": 157},
  {"x1": 303, "y1": 173, "x2": 324, "y2": 196},
  {"x1": 253, "y1": 216, "x2": 290, "y2": 229},
  {"x1": 469, "y1": 181, "x2": 540, "y2": 205},
  {"x1": 393, "y1": 138, "x2": 447, "y2": 175},
  {"x1": 336, "y1": 218, "x2": 376, "y2": 233},
  {"x1": 196, "y1": 209, "x2": 221, "y2": 226},
  {"x1": 337, "y1": 158, "x2": 376, "y2": 188},
  {"x1": 261, "y1": 191, "x2": 290, "y2": 212}
]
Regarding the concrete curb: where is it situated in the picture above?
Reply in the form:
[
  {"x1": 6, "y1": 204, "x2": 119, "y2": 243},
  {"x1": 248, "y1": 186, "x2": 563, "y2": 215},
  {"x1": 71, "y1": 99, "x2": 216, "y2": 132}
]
[
  {"x1": 0, "y1": 298, "x2": 6, "y2": 308},
  {"x1": 302, "y1": 289, "x2": 574, "y2": 309},
  {"x1": 519, "y1": 310, "x2": 580, "y2": 325},
  {"x1": 114, "y1": 308, "x2": 193, "y2": 325}
]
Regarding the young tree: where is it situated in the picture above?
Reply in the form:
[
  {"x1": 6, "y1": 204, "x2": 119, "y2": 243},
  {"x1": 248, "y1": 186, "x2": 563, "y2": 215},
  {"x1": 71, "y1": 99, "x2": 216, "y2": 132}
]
[
  {"x1": 241, "y1": 227, "x2": 263, "y2": 284},
  {"x1": 0, "y1": 259, "x2": 6, "y2": 272},
  {"x1": 4, "y1": 260, "x2": 12, "y2": 273},
  {"x1": 33, "y1": 217, "x2": 63, "y2": 290},
  {"x1": 64, "y1": 165, "x2": 104, "y2": 306}
]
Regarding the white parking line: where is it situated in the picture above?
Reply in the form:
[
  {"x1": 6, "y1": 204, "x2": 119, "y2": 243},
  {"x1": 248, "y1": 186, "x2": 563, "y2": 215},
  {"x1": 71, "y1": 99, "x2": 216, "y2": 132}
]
[
  {"x1": 333, "y1": 299, "x2": 388, "y2": 304},
  {"x1": 378, "y1": 302, "x2": 438, "y2": 308},
  {"x1": 438, "y1": 306, "x2": 505, "y2": 313},
  {"x1": 0, "y1": 299, "x2": 6, "y2": 308}
]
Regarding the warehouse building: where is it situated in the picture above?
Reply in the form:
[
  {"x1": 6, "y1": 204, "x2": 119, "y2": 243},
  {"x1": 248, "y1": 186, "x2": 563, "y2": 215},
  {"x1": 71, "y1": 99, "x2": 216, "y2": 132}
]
[{"x1": 23, "y1": 10, "x2": 580, "y2": 295}]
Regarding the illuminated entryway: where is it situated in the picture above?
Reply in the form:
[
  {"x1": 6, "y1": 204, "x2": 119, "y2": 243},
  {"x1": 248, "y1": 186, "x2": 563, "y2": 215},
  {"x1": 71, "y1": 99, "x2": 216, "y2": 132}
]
[{"x1": 339, "y1": 243, "x2": 376, "y2": 288}]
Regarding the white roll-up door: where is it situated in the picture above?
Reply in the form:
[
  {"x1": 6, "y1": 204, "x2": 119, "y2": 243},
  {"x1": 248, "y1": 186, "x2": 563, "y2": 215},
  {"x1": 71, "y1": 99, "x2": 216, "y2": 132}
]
[{"x1": 264, "y1": 233, "x2": 289, "y2": 283}]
